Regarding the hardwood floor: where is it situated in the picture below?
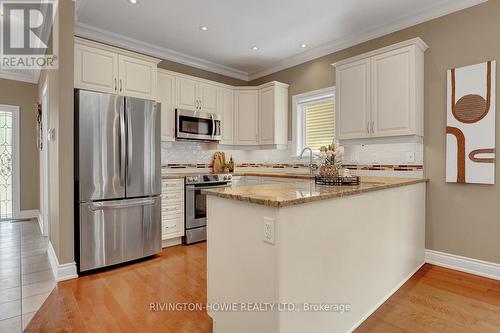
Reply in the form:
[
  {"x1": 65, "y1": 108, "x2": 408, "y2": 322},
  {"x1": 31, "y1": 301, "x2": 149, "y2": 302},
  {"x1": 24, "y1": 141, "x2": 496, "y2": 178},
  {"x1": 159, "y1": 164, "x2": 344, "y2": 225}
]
[{"x1": 26, "y1": 243, "x2": 500, "y2": 333}]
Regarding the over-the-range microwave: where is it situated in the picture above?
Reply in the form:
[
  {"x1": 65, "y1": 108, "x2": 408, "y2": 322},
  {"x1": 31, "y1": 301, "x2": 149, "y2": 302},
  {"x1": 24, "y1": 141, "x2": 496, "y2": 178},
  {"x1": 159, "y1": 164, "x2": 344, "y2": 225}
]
[{"x1": 176, "y1": 109, "x2": 222, "y2": 142}]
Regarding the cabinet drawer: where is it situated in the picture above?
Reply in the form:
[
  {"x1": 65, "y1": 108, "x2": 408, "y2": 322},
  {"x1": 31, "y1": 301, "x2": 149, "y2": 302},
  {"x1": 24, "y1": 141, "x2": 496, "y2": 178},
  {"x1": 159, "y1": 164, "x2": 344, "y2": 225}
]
[
  {"x1": 162, "y1": 218, "x2": 184, "y2": 237},
  {"x1": 162, "y1": 178, "x2": 184, "y2": 189},
  {"x1": 161, "y1": 206, "x2": 184, "y2": 220},
  {"x1": 161, "y1": 192, "x2": 184, "y2": 202}
]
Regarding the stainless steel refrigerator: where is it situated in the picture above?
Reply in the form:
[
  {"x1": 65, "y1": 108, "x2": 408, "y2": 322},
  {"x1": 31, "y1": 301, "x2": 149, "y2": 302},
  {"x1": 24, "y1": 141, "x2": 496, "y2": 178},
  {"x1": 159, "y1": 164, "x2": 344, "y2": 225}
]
[{"x1": 75, "y1": 89, "x2": 161, "y2": 272}]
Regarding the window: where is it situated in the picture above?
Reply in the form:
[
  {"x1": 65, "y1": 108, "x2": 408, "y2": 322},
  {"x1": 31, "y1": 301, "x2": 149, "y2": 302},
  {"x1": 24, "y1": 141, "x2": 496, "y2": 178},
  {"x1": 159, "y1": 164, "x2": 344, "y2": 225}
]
[{"x1": 292, "y1": 87, "x2": 335, "y2": 155}]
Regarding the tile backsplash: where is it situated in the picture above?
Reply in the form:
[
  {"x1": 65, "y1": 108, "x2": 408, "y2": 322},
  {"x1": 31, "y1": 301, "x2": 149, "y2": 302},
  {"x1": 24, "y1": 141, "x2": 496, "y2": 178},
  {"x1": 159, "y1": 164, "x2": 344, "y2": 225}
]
[{"x1": 161, "y1": 140, "x2": 423, "y2": 166}]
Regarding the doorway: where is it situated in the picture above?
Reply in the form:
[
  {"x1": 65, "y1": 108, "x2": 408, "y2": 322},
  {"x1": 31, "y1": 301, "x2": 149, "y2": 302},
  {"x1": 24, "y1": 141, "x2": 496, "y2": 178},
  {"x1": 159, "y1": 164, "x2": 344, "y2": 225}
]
[
  {"x1": 0, "y1": 105, "x2": 20, "y2": 220},
  {"x1": 40, "y1": 79, "x2": 50, "y2": 236}
]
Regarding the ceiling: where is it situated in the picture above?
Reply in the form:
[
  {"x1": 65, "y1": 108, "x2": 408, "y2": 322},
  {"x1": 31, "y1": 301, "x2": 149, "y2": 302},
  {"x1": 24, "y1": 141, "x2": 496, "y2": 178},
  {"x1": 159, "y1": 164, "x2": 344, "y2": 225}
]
[{"x1": 3, "y1": 0, "x2": 487, "y2": 83}]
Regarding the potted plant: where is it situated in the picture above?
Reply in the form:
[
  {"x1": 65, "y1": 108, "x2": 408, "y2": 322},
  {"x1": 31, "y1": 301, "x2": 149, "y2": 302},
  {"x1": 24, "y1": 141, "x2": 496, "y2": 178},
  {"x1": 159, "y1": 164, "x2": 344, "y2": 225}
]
[{"x1": 318, "y1": 144, "x2": 344, "y2": 178}]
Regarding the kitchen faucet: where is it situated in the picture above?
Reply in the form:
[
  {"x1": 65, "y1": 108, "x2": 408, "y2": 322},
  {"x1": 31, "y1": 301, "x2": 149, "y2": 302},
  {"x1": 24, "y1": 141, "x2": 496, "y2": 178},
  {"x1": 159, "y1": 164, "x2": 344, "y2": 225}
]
[{"x1": 298, "y1": 147, "x2": 317, "y2": 174}]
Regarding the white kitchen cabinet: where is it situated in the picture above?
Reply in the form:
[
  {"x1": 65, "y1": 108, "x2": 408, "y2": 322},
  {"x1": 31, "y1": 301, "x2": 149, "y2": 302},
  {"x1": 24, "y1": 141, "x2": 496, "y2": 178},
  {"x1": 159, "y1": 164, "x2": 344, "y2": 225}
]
[
  {"x1": 75, "y1": 42, "x2": 119, "y2": 94},
  {"x1": 217, "y1": 88, "x2": 234, "y2": 144},
  {"x1": 336, "y1": 58, "x2": 371, "y2": 139},
  {"x1": 176, "y1": 77, "x2": 219, "y2": 112},
  {"x1": 161, "y1": 178, "x2": 185, "y2": 243},
  {"x1": 371, "y1": 46, "x2": 423, "y2": 137},
  {"x1": 157, "y1": 70, "x2": 176, "y2": 141},
  {"x1": 334, "y1": 38, "x2": 427, "y2": 140},
  {"x1": 259, "y1": 82, "x2": 288, "y2": 145},
  {"x1": 118, "y1": 54, "x2": 157, "y2": 100},
  {"x1": 74, "y1": 38, "x2": 160, "y2": 100},
  {"x1": 234, "y1": 89, "x2": 259, "y2": 145}
]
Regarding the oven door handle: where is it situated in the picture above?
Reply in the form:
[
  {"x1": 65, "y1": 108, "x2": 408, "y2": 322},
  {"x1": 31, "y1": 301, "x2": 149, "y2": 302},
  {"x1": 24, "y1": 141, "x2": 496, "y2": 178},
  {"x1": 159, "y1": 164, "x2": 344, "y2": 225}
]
[{"x1": 186, "y1": 184, "x2": 232, "y2": 190}]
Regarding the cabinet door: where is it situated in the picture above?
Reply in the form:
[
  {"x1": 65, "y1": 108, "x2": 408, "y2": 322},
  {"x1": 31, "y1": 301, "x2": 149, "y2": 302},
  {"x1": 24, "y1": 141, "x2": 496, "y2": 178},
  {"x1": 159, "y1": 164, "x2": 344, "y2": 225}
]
[
  {"x1": 259, "y1": 86, "x2": 275, "y2": 144},
  {"x1": 234, "y1": 90, "x2": 259, "y2": 145},
  {"x1": 218, "y1": 88, "x2": 234, "y2": 145},
  {"x1": 336, "y1": 59, "x2": 371, "y2": 139},
  {"x1": 118, "y1": 55, "x2": 156, "y2": 100},
  {"x1": 75, "y1": 43, "x2": 118, "y2": 94},
  {"x1": 198, "y1": 83, "x2": 218, "y2": 113},
  {"x1": 176, "y1": 77, "x2": 198, "y2": 110},
  {"x1": 371, "y1": 46, "x2": 415, "y2": 137},
  {"x1": 157, "y1": 71, "x2": 176, "y2": 141}
]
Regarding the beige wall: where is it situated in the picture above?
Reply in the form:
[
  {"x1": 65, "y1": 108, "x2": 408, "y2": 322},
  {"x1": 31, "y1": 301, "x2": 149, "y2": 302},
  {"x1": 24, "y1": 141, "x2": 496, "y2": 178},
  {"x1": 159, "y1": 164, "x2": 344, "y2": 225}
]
[
  {"x1": 250, "y1": 1, "x2": 500, "y2": 264},
  {"x1": 0, "y1": 78, "x2": 39, "y2": 211},
  {"x1": 38, "y1": 0, "x2": 75, "y2": 264}
]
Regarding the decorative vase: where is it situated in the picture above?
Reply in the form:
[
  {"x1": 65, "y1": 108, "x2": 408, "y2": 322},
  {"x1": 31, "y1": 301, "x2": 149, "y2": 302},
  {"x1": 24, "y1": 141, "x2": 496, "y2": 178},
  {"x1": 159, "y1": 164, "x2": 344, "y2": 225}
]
[{"x1": 319, "y1": 165, "x2": 340, "y2": 178}]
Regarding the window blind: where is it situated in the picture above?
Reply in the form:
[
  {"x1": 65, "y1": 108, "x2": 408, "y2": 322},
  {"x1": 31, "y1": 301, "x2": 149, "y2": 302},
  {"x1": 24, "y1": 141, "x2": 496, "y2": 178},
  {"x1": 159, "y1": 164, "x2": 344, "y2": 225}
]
[{"x1": 305, "y1": 101, "x2": 335, "y2": 150}]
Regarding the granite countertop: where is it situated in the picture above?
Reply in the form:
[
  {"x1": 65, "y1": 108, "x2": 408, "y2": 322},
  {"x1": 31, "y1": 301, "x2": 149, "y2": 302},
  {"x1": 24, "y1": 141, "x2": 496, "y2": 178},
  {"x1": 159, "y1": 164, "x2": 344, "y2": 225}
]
[
  {"x1": 162, "y1": 172, "x2": 316, "y2": 180},
  {"x1": 202, "y1": 176, "x2": 428, "y2": 208}
]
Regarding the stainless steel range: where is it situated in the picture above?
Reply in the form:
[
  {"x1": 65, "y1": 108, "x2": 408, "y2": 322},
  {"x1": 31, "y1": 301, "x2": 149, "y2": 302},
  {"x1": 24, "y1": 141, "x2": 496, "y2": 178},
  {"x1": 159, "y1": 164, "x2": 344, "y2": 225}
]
[{"x1": 184, "y1": 174, "x2": 232, "y2": 244}]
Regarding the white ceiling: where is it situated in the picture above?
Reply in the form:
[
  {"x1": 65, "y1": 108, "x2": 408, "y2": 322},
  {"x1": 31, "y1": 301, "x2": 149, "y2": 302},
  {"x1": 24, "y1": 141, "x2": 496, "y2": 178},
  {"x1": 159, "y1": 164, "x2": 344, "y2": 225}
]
[{"x1": 5, "y1": 0, "x2": 487, "y2": 83}]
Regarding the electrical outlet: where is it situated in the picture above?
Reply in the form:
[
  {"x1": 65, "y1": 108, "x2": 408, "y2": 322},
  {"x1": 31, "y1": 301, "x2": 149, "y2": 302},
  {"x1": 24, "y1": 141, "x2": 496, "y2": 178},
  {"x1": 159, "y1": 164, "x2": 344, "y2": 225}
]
[
  {"x1": 263, "y1": 217, "x2": 275, "y2": 244},
  {"x1": 406, "y1": 152, "x2": 416, "y2": 163}
]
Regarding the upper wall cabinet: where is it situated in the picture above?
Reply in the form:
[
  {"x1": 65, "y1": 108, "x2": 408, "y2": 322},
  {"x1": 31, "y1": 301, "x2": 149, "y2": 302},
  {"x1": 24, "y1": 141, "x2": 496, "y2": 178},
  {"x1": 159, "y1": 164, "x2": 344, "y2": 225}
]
[
  {"x1": 334, "y1": 38, "x2": 427, "y2": 140},
  {"x1": 157, "y1": 70, "x2": 176, "y2": 141},
  {"x1": 234, "y1": 89, "x2": 259, "y2": 145},
  {"x1": 176, "y1": 77, "x2": 218, "y2": 113},
  {"x1": 233, "y1": 82, "x2": 289, "y2": 146},
  {"x1": 258, "y1": 82, "x2": 288, "y2": 145},
  {"x1": 217, "y1": 87, "x2": 234, "y2": 145},
  {"x1": 74, "y1": 38, "x2": 160, "y2": 100}
]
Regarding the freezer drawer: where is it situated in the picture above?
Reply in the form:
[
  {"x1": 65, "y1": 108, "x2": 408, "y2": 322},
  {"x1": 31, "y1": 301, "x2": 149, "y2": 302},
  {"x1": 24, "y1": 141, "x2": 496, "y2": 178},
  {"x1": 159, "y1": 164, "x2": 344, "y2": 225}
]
[{"x1": 79, "y1": 196, "x2": 161, "y2": 272}]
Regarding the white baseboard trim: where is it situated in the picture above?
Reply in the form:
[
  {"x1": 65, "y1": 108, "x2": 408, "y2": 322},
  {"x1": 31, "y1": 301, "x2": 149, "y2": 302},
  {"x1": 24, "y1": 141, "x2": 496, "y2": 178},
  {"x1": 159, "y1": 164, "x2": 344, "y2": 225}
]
[
  {"x1": 48, "y1": 241, "x2": 78, "y2": 282},
  {"x1": 348, "y1": 261, "x2": 425, "y2": 333},
  {"x1": 425, "y1": 249, "x2": 500, "y2": 281},
  {"x1": 16, "y1": 209, "x2": 39, "y2": 220}
]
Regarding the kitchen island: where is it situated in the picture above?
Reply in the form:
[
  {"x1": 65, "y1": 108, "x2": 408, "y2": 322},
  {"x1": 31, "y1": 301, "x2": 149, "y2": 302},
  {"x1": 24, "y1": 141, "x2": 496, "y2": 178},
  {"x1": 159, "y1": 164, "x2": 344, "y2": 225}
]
[{"x1": 204, "y1": 176, "x2": 427, "y2": 333}]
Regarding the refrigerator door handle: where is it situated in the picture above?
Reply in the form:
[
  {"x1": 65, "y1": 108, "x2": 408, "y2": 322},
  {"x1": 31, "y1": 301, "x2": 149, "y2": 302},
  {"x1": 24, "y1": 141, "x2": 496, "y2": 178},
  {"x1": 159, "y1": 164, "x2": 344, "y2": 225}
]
[
  {"x1": 88, "y1": 198, "x2": 155, "y2": 211},
  {"x1": 126, "y1": 97, "x2": 133, "y2": 186},
  {"x1": 119, "y1": 98, "x2": 126, "y2": 186}
]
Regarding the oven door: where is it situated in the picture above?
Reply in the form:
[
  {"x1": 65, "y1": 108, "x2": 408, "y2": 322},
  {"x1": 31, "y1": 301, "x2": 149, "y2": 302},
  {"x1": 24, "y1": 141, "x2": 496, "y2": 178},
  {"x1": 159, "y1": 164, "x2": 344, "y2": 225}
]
[
  {"x1": 185, "y1": 183, "x2": 231, "y2": 229},
  {"x1": 176, "y1": 109, "x2": 222, "y2": 141}
]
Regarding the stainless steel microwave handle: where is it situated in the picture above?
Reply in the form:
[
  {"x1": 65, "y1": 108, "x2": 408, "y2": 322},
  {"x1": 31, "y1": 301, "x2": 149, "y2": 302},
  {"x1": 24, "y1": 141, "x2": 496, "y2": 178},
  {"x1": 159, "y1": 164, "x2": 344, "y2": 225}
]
[
  {"x1": 186, "y1": 184, "x2": 232, "y2": 190},
  {"x1": 88, "y1": 199, "x2": 155, "y2": 211},
  {"x1": 210, "y1": 114, "x2": 215, "y2": 138}
]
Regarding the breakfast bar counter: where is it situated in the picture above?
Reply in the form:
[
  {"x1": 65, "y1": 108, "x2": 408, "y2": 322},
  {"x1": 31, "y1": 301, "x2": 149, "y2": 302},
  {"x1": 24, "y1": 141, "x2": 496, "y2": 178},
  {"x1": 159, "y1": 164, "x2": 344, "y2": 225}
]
[{"x1": 205, "y1": 177, "x2": 426, "y2": 333}]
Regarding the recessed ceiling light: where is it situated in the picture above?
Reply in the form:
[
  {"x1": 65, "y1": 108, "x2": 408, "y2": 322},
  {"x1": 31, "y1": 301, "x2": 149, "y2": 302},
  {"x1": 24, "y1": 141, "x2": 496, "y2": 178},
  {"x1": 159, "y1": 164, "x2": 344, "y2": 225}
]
[
  {"x1": 199, "y1": 26, "x2": 209, "y2": 31},
  {"x1": 300, "y1": 43, "x2": 307, "y2": 48},
  {"x1": 127, "y1": 0, "x2": 138, "y2": 4},
  {"x1": 251, "y1": 46, "x2": 259, "y2": 51}
]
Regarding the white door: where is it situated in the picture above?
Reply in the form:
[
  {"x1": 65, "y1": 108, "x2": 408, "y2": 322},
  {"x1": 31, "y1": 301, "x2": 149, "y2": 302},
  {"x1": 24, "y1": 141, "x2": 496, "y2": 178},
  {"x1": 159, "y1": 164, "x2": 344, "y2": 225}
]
[
  {"x1": 74, "y1": 44, "x2": 119, "y2": 94},
  {"x1": 157, "y1": 71, "x2": 176, "y2": 141},
  {"x1": 371, "y1": 46, "x2": 415, "y2": 137},
  {"x1": 0, "y1": 105, "x2": 19, "y2": 220},
  {"x1": 217, "y1": 88, "x2": 234, "y2": 145},
  {"x1": 41, "y1": 82, "x2": 50, "y2": 236},
  {"x1": 259, "y1": 86, "x2": 275, "y2": 144},
  {"x1": 176, "y1": 77, "x2": 198, "y2": 110},
  {"x1": 198, "y1": 83, "x2": 218, "y2": 113},
  {"x1": 336, "y1": 59, "x2": 371, "y2": 139},
  {"x1": 234, "y1": 90, "x2": 259, "y2": 145},
  {"x1": 118, "y1": 55, "x2": 156, "y2": 99}
]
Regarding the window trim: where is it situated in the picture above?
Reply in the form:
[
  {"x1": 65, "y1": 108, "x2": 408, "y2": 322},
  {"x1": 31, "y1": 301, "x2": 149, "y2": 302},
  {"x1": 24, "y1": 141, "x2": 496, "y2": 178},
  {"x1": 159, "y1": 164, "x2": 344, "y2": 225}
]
[{"x1": 291, "y1": 87, "x2": 335, "y2": 157}]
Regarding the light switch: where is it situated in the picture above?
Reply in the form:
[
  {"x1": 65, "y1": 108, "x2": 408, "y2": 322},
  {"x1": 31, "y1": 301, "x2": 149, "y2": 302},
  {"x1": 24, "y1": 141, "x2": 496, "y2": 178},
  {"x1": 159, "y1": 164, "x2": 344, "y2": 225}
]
[
  {"x1": 406, "y1": 152, "x2": 416, "y2": 163},
  {"x1": 47, "y1": 128, "x2": 56, "y2": 141}
]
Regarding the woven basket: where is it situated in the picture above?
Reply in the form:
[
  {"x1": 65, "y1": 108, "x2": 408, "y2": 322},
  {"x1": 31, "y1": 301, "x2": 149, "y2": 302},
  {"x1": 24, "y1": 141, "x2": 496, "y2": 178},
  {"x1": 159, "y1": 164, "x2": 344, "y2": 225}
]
[{"x1": 319, "y1": 165, "x2": 340, "y2": 178}]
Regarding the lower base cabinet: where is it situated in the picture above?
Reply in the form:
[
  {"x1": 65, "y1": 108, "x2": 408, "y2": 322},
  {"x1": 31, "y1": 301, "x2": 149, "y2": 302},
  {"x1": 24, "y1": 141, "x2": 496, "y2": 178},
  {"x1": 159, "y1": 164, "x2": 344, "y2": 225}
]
[{"x1": 161, "y1": 178, "x2": 185, "y2": 245}]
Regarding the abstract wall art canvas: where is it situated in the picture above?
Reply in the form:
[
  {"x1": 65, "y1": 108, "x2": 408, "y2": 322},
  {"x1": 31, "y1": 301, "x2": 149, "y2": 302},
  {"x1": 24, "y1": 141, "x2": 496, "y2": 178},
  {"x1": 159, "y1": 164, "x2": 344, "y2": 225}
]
[{"x1": 446, "y1": 61, "x2": 496, "y2": 184}]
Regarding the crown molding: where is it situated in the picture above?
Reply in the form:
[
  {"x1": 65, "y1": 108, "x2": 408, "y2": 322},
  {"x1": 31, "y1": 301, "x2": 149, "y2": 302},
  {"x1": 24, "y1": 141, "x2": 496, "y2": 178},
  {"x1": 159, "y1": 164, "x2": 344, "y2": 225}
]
[
  {"x1": 74, "y1": 22, "x2": 250, "y2": 81},
  {"x1": 0, "y1": 69, "x2": 39, "y2": 84},
  {"x1": 247, "y1": 0, "x2": 487, "y2": 80}
]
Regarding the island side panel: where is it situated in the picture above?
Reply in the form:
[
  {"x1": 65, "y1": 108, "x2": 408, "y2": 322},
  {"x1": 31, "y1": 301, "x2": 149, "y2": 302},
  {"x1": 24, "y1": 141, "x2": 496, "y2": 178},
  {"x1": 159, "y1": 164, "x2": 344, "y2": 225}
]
[
  {"x1": 207, "y1": 196, "x2": 280, "y2": 333},
  {"x1": 277, "y1": 183, "x2": 426, "y2": 333}
]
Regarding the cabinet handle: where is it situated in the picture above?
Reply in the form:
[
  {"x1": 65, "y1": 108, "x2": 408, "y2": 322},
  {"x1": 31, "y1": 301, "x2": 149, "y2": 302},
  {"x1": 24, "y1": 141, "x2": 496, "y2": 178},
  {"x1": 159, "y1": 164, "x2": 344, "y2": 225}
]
[
  {"x1": 114, "y1": 78, "x2": 117, "y2": 91},
  {"x1": 120, "y1": 79, "x2": 123, "y2": 92},
  {"x1": 371, "y1": 121, "x2": 374, "y2": 134},
  {"x1": 367, "y1": 122, "x2": 370, "y2": 134}
]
